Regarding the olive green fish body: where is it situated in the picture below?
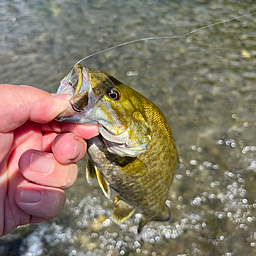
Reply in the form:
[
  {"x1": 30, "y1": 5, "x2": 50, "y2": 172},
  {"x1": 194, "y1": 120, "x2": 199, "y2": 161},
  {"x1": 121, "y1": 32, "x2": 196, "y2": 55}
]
[{"x1": 56, "y1": 64, "x2": 178, "y2": 232}]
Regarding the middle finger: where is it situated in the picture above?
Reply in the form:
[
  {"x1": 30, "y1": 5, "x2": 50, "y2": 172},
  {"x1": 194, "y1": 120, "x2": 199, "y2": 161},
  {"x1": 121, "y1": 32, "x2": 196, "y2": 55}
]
[{"x1": 52, "y1": 133, "x2": 87, "y2": 164}]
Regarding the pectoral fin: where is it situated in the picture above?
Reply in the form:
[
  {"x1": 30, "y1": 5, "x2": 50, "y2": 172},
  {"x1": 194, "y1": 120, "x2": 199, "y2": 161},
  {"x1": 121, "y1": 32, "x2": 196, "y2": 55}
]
[
  {"x1": 95, "y1": 167, "x2": 110, "y2": 199},
  {"x1": 86, "y1": 159, "x2": 110, "y2": 199},
  {"x1": 86, "y1": 159, "x2": 96, "y2": 183},
  {"x1": 112, "y1": 197, "x2": 135, "y2": 222}
]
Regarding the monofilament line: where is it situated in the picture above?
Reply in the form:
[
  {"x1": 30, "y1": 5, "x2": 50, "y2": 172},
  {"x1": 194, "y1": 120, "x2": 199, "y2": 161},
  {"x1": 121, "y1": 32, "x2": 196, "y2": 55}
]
[{"x1": 76, "y1": 11, "x2": 256, "y2": 64}]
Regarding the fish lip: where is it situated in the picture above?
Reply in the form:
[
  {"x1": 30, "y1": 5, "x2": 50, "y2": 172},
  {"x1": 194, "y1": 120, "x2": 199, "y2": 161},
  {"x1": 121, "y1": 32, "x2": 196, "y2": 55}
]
[
  {"x1": 55, "y1": 98, "x2": 99, "y2": 122},
  {"x1": 55, "y1": 109, "x2": 99, "y2": 125},
  {"x1": 56, "y1": 65, "x2": 100, "y2": 121}
]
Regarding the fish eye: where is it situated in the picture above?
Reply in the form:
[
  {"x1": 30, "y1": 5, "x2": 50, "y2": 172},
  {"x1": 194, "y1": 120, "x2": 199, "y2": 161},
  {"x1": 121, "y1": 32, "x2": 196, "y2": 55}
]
[
  {"x1": 69, "y1": 81, "x2": 73, "y2": 86},
  {"x1": 107, "y1": 88, "x2": 120, "y2": 100}
]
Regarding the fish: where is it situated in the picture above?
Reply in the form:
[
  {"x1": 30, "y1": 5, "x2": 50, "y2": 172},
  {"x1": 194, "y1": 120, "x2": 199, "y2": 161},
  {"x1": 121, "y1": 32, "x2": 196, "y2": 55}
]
[{"x1": 56, "y1": 64, "x2": 178, "y2": 232}]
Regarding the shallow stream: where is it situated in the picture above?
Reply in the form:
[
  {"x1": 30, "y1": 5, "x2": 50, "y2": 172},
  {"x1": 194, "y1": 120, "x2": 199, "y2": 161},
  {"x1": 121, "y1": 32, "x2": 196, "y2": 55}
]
[{"x1": 0, "y1": 1, "x2": 256, "y2": 255}]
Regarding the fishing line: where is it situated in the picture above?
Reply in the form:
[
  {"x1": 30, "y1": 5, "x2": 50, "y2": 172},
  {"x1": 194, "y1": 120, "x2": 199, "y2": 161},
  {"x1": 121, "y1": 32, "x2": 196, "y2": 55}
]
[{"x1": 76, "y1": 10, "x2": 256, "y2": 65}]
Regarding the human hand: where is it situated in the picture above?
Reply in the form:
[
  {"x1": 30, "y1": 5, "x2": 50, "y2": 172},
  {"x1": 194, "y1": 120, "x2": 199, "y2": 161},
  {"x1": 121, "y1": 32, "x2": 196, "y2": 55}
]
[{"x1": 0, "y1": 84, "x2": 99, "y2": 237}]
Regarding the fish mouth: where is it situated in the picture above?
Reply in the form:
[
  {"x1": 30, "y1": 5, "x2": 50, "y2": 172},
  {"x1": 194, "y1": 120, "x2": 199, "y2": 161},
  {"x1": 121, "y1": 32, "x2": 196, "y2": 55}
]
[{"x1": 55, "y1": 64, "x2": 99, "y2": 123}]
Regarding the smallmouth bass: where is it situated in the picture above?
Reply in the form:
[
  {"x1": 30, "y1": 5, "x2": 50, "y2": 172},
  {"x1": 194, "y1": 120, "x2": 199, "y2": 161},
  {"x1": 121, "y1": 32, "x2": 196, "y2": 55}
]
[{"x1": 56, "y1": 64, "x2": 178, "y2": 232}]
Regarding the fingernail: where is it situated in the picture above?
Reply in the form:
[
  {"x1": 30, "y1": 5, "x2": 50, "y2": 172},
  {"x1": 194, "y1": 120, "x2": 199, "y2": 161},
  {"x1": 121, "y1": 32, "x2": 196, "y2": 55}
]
[
  {"x1": 30, "y1": 152, "x2": 53, "y2": 173},
  {"x1": 19, "y1": 189, "x2": 42, "y2": 203},
  {"x1": 71, "y1": 136, "x2": 83, "y2": 160}
]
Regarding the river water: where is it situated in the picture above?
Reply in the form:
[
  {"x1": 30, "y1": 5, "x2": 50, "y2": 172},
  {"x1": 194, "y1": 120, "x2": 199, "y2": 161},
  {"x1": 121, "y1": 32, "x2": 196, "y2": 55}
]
[{"x1": 1, "y1": 0, "x2": 256, "y2": 255}]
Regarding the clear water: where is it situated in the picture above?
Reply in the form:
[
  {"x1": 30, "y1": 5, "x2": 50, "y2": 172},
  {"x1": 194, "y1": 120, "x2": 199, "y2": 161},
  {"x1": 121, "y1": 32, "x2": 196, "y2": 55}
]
[{"x1": 0, "y1": 0, "x2": 256, "y2": 255}]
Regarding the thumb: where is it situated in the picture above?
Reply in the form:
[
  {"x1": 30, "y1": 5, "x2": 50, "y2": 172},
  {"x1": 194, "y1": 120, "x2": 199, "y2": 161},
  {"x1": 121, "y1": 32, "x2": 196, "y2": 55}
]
[{"x1": 0, "y1": 84, "x2": 69, "y2": 132}]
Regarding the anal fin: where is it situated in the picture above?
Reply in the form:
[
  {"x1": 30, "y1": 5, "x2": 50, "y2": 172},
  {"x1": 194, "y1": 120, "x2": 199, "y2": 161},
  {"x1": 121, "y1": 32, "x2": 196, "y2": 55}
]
[{"x1": 112, "y1": 197, "x2": 135, "y2": 223}]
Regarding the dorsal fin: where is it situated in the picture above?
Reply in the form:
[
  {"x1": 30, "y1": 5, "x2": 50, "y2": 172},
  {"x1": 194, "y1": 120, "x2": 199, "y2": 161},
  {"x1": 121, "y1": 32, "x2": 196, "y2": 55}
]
[{"x1": 112, "y1": 197, "x2": 135, "y2": 222}]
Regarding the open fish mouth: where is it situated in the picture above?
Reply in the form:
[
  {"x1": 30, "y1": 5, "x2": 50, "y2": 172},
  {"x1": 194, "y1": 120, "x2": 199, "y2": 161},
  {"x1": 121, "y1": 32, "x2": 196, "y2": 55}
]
[{"x1": 55, "y1": 64, "x2": 100, "y2": 123}]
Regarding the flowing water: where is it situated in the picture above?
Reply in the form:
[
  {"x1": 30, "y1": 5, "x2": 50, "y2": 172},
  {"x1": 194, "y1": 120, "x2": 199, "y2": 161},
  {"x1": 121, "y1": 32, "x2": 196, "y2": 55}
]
[{"x1": 1, "y1": 0, "x2": 256, "y2": 255}]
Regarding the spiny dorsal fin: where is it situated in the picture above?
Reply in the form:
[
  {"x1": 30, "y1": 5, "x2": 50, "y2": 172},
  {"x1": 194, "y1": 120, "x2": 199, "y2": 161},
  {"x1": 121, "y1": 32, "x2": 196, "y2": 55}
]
[
  {"x1": 86, "y1": 159, "x2": 96, "y2": 183},
  {"x1": 112, "y1": 197, "x2": 135, "y2": 223},
  {"x1": 95, "y1": 167, "x2": 110, "y2": 199}
]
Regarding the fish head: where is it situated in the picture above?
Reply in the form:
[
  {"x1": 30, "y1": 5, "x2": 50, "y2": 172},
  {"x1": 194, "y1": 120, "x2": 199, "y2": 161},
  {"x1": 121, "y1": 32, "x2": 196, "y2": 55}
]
[{"x1": 56, "y1": 64, "x2": 151, "y2": 157}]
